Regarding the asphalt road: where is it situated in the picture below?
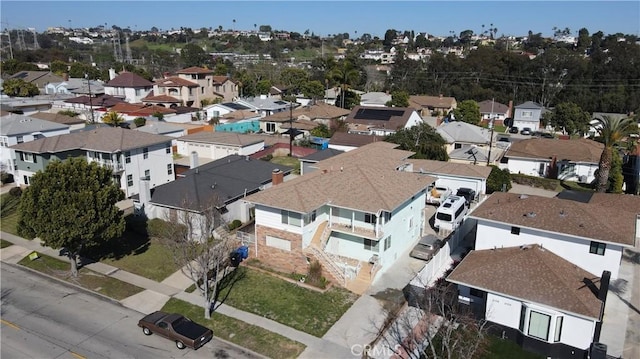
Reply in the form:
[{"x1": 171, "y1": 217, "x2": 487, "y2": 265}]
[{"x1": 0, "y1": 264, "x2": 263, "y2": 359}]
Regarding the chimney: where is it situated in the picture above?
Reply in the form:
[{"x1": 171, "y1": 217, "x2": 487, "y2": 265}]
[
  {"x1": 190, "y1": 151, "x2": 199, "y2": 169},
  {"x1": 272, "y1": 169, "x2": 283, "y2": 186},
  {"x1": 138, "y1": 177, "x2": 151, "y2": 206},
  {"x1": 62, "y1": 73, "x2": 69, "y2": 81},
  {"x1": 108, "y1": 68, "x2": 117, "y2": 80}
]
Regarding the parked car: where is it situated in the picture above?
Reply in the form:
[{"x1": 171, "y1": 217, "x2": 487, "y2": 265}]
[
  {"x1": 138, "y1": 311, "x2": 213, "y2": 350},
  {"x1": 456, "y1": 187, "x2": 477, "y2": 207},
  {"x1": 410, "y1": 234, "x2": 443, "y2": 261},
  {"x1": 508, "y1": 126, "x2": 519, "y2": 134},
  {"x1": 520, "y1": 127, "x2": 532, "y2": 135},
  {"x1": 426, "y1": 184, "x2": 452, "y2": 205},
  {"x1": 533, "y1": 131, "x2": 554, "y2": 139}
]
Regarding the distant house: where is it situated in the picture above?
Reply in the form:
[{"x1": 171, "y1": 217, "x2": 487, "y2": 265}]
[
  {"x1": 168, "y1": 67, "x2": 239, "y2": 105},
  {"x1": 502, "y1": 138, "x2": 603, "y2": 183},
  {"x1": 215, "y1": 110, "x2": 262, "y2": 134},
  {"x1": 204, "y1": 102, "x2": 253, "y2": 122},
  {"x1": 344, "y1": 106, "x2": 423, "y2": 136},
  {"x1": 45, "y1": 78, "x2": 105, "y2": 96},
  {"x1": 236, "y1": 96, "x2": 292, "y2": 118},
  {"x1": 298, "y1": 148, "x2": 345, "y2": 175},
  {"x1": 0, "y1": 113, "x2": 70, "y2": 181},
  {"x1": 104, "y1": 70, "x2": 154, "y2": 103},
  {"x1": 588, "y1": 112, "x2": 629, "y2": 138},
  {"x1": 0, "y1": 98, "x2": 53, "y2": 115},
  {"x1": 30, "y1": 111, "x2": 86, "y2": 131},
  {"x1": 328, "y1": 132, "x2": 385, "y2": 152},
  {"x1": 447, "y1": 245, "x2": 605, "y2": 358},
  {"x1": 436, "y1": 121, "x2": 491, "y2": 152},
  {"x1": 478, "y1": 99, "x2": 511, "y2": 126},
  {"x1": 409, "y1": 95, "x2": 457, "y2": 117},
  {"x1": 512, "y1": 101, "x2": 546, "y2": 130},
  {"x1": 8, "y1": 71, "x2": 64, "y2": 93},
  {"x1": 10, "y1": 127, "x2": 174, "y2": 197},
  {"x1": 359, "y1": 92, "x2": 392, "y2": 107},
  {"x1": 135, "y1": 154, "x2": 294, "y2": 227},
  {"x1": 404, "y1": 158, "x2": 491, "y2": 197},
  {"x1": 150, "y1": 76, "x2": 199, "y2": 107},
  {"x1": 259, "y1": 102, "x2": 349, "y2": 134},
  {"x1": 175, "y1": 131, "x2": 264, "y2": 161}
]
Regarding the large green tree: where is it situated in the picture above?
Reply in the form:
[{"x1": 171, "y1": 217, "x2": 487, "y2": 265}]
[
  {"x1": 17, "y1": 158, "x2": 125, "y2": 276},
  {"x1": 452, "y1": 100, "x2": 481, "y2": 125},
  {"x1": 102, "y1": 111, "x2": 125, "y2": 127},
  {"x1": 593, "y1": 115, "x2": 638, "y2": 193},
  {"x1": 302, "y1": 80, "x2": 325, "y2": 103},
  {"x1": 2, "y1": 78, "x2": 39, "y2": 97},
  {"x1": 543, "y1": 102, "x2": 591, "y2": 135},
  {"x1": 330, "y1": 60, "x2": 360, "y2": 109},
  {"x1": 386, "y1": 90, "x2": 410, "y2": 107},
  {"x1": 180, "y1": 43, "x2": 210, "y2": 68},
  {"x1": 385, "y1": 122, "x2": 448, "y2": 160}
]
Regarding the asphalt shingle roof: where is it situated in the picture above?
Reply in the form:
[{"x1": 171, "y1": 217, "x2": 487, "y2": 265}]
[
  {"x1": 447, "y1": 245, "x2": 603, "y2": 319},
  {"x1": 0, "y1": 114, "x2": 69, "y2": 136},
  {"x1": 505, "y1": 138, "x2": 604, "y2": 163},
  {"x1": 105, "y1": 72, "x2": 154, "y2": 88},
  {"x1": 178, "y1": 131, "x2": 264, "y2": 147},
  {"x1": 406, "y1": 158, "x2": 492, "y2": 179},
  {"x1": 436, "y1": 121, "x2": 491, "y2": 144}
]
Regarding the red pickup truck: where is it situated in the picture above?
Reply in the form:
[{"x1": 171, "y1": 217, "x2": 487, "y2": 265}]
[{"x1": 138, "y1": 311, "x2": 213, "y2": 350}]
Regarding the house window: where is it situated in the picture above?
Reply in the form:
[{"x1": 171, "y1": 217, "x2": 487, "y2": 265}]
[
  {"x1": 33, "y1": 134, "x2": 43, "y2": 140},
  {"x1": 528, "y1": 311, "x2": 551, "y2": 341},
  {"x1": 384, "y1": 236, "x2": 391, "y2": 251},
  {"x1": 469, "y1": 288, "x2": 484, "y2": 298},
  {"x1": 304, "y1": 210, "x2": 317, "y2": 225},
  {"x1": 364, "y1": 239, "x2": 373, "y2": 250},
  {"x1": 554, "y1": 316, "x2": 563, "y2": 342},
  {"x1": 127, "y1": 174, "x2": 133, "y2": 187},
  {"x1": 167, "y1": 164, "x2": 173, "y2": 175},
  {"x1": 23, "y1": 175, "x2": 30, "y2": 185},
  {"x1": 17, "y1": 136, "x2": 24, "y2": 144},
  {"x1": 143, "y1": 147, "x2": 149, "y2": 159},
  {"x1": 589, "y1": 241, "x2": 606, "y2": 255},
  {"x1": 125, "y1": 151, "x2": 131, "y2": 163},
  {"x1": 20, "y1": 152, "x2": 36, "y2": 163},
  {"x1": 201, "y1": 87, "x2": 205, "y2": 94},
  {"x1": 365, "y1": 213, "x2": 376, "y2": 224},
  {"x1": 511, "y1": 226, "x2": 520, "y2": 235},
  {"x1": 144, "y1": 169, "x2": 150, "y2": 179},
  {"x1": 0, "y1": 137, "x2": 8, "y2": 147},
  {"x1": 521, "y1": 111, "x2": 533, "y2": 118},
  {"x1": 281, "y1": 210, "x2": 301, "y2": 227},
  {"x1": 266, "y1": 123, "x2": 276, "y2": 133},
  {"x1": 166, "y1": 144, "x2": 171, "y2": 154},
  {"x1": 454, "y1": 143, "x2": 462, "y2": 149}
]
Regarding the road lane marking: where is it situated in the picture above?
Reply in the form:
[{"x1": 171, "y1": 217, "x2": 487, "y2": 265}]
[
  {"x1": 70, "y1": 351, "x2": 86, "y2": 359},
  {"x1": 0, "y1": 319, "x2": 20, "y2": 330}
]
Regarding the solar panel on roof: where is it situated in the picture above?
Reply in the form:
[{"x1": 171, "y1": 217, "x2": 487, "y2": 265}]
[
  {"x1": 353, "y1": 108, "x2": 405, "y2": 121},
  {"x1": 223, "y1": 103, "x2": 251, "y2": 110},
  {"x1": 14, "y1": 72, "x2": 29, "y2": 79}
]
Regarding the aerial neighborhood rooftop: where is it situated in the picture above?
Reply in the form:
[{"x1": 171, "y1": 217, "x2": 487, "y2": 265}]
[{"x1": 1, "y1": 14, "x2": 639, "y2": 359}]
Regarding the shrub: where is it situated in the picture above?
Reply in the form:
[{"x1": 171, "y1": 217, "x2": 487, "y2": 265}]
[
  {"x1": 228, "y1": 219, "x2": 242, "y2": 230},
  {"x1": 152, "y1": 112, "x2": 164, "y2": 121},
  {"x1": 57, "y1": 110, "x2": 79, "y2": 117},
  {"x1": 306, "y1": 260, "x2": 327, "y2": 288},
  {"x1": 1, "y1": 172, "x2": 14, "y2": 184},
  {"x1": 147, "y1": 218, "x2": 168, "y2": 237},
  {"x1": 125, "y1": 214, "x2": 148, "y2": 235},
  {"x1": 133, "y1": 117, "x2": 146, "y2": 127},
  {"x1": 8, "y1": 187, "x2": 22, "y2": 197},
  {"x1": 486, "y1": 165, "x2": 512, "y2": 193}
]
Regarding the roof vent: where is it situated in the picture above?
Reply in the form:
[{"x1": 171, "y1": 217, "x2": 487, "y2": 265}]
[
  {"x1": 559, "y1": 210, "x2": 567, "y2": 217},
  {"x1": 524, "y1": 212, "x2": 536, "y2": 218},
  {"x1": 520, "y1": 244, "x2": 532, "y2": 250}
]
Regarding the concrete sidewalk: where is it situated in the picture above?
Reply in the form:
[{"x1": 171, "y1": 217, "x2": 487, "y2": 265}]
[{"x1": 0, "y1": 231, "x2": 355, "y2": 357}]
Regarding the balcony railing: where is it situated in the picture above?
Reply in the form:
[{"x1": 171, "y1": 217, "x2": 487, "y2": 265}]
[
  {"x1": 94, "y1": 160, "x2": 124, "y2": 172},
  {"x1": 329, "y1": 222, "x2": 384, "y2": 240}
]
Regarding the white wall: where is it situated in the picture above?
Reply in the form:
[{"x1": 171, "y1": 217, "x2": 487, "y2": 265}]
[
  {"x1": 485, "y1": 292, "x2": 522, "y2": 328},
  {"x1": 434, "y1": 176, "x2": 486, "y2": 197},
  {"x1": 120, "y1": 141, "x2": 174, "y2": 197},
  {"x1": 561, "y1": 311, "x2": 597, "y2": 349},
  {"x1": 475, "y1": 220, "x2": 624, "y2": 278},
  {"x1": 254, "y1": 205, "x2": 304, "y2": 235},
  {"x1": 1, "y1": 126, "x2": 71, "y2": 179},
  {"x1": 176, "y1": 140, "x2": 264, "y2": 160},
  {"x1": 506, "y1": 157, "x2": 548, "y2": 177}
]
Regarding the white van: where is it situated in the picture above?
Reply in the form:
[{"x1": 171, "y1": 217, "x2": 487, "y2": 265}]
[{"x1": 434, "y1": 196, "x2": 467, "y2": 231}]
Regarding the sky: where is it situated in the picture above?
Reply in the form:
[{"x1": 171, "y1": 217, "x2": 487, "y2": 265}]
[{"x1": 1, "y1": 1, "x2": 639, "y2": 39}]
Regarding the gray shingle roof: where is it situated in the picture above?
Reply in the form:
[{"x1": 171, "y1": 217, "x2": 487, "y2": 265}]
[
  {"x1": 447, "y1": 245, "x2": 603, "y2": 319},
  {"x1": 178, "y1": 131, "x2": 264, "y2": 146},
  {"x1": 436, "y1": 121, "x2": 491, "y2": 144},
  {"x1": 10, "y1": 127, "x2": 172, "y2": 153},
  {"x1": 505, "y1": 138, "x2": 603, "y2": 163},
  {"x1": 0, "y1": 114, "x2": 69, "y2": 136}
]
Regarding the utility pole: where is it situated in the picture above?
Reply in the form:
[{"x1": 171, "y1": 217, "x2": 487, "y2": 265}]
[
  {"x1": 288, "y1": 101, "x2": 294, "y2": 156},
  {"x1": 486, "y1": 98, "x2": 495, "y2": 166},
  {"x1": 86, "y1": 73, "x2": 95, "y2": 123}
]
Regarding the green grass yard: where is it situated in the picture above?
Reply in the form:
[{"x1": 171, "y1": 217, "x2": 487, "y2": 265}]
[
  {"x1": 0, "y1": 193, "x2": 21, "y2": 235},
  {"x1": 100, "y1": 237, "x2": 178, "y2": 282}
]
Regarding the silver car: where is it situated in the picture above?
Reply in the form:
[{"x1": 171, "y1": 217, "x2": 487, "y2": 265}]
[{"x1": 410, "y1": 234, "x2": 443, "y2": 261}]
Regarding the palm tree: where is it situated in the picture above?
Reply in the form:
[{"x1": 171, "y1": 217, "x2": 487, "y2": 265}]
[
  {"x1": 594, "y1": 115, "x2": 638, "y2": 192},
  {"x1": 329, "y1": 60, "x2": 360, "y2": 109},
  {"x1": 102, "y1": 111, "x2": 125, "y2": 127}
]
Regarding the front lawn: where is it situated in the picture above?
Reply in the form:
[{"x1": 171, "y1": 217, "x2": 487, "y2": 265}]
[
  {"x1": 0, "y1": 193, "x2": 21, "y2": 235},
  {"x1": 217, "y1": 266, "x2": 358, "y2": 337},
  {"x1": 270, "y1": 156, "x2": 301, "y2": 174},
  {"x1": 18, "y1": 253, "x2": 144, "y2": 300},
  {"x1": 100, "y1": 237, "x2": 178, "y2": 282},
  {"x1": 163, "y1": 298, "x2": 306, "y2": 359},
  {"x1": 1, "y1": 238, "x2": 13, "y2": 248},
  {"x1": 482, "y1": 335, "x2": 544, "y2": 359}
]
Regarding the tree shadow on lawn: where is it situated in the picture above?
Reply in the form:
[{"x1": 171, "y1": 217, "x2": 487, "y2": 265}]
[
  {"x1": 82, "y1": 214, "x2": 151, "y2": 263},
  {"x1": 212, "y1": 266, "x2": 247, "y2": 311}
]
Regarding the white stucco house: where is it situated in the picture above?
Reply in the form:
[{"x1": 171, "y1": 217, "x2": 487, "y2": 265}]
[
  {"x1": 175, "y1": 131, "x2": 265, "y2": 161},
  {"x1": 0, "y1": 113, "x2": 70, "y2": 181},
  {"x1": 512, "y1": 101, "x2": 545, "y2": 130},
  {"x1": 103, "y1": 70, "x2": 154, "y2": 104},
  {"x1": 345, "y1": 106, "x2": 423, "y2": 136},
  {"x1": 502, "y1": 138, "x2": 603, "y2": 183},
  {"x1": 10, "y1": 127, "x2": 175, "y2": 197}
]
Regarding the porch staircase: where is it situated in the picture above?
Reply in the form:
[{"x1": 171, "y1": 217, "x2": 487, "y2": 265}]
[{"x1": 306, "y1": 245, "x2": 346, "y2": 285}]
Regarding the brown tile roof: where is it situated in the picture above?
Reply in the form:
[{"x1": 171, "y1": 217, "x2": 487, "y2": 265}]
[
  {"x1": 105, "y1": 71, "x2": 154, "y2": 88},
  {"x1": 177, "y1": 67, "x2": 214, "y2": 74},
  {"x1": 109, "y1": 103, "x2": 176, "y2": 116},
  {"x1": 447, "y1": 245, "x2": 603, "y2": 319},
  {"x1": 280, "y1": 119, "x2": 319, "y2": 131},
  {"x1": 10, "y1": 127, "x2": 172, "y2": 153},
  {"x1": 345, "y1": 106, "x2": 415, "y2": 131},
  {"x1": 64, "y1": 94, "x2": 126, "y2": 107},
  {"x1": 143, "y1": 95, "x2": 183, "y2": 103},
  {"x1": 220, "y1": 110, "x2": 261, "y2": 121},
  {"x1": 178, "y1": 131, "x2": 264, "y2": 147},
  {"x1": 261, "y1": 102, "x2": 350, "y2": 123},
  {"x1": 406, "y1": 159, "x2": 492, "y2": 179},
  {"x1": 245, "y1": 162, "x2": 435, "y2": 214},
  {"x1": 154, "y1": 76, "x2": 198, "y2": 87},
  {"x1": 409, "y1": 95, "x2": 456, "y2": 109},
  {"x1": 318, "y1": 141, "x2": 413, "y2": 171},
  {"x1": 470, "y1": 192, "x2": 638, "y2": 246},
  {"x1": 329, "y1": 132, "x2": 386, "y2": 147},
  {"x1": 30, "y1": 111, "x2": 85, "y2": 125},
  {"x1": 506, "y1": 138, "x2": 603, "y2": 163}
]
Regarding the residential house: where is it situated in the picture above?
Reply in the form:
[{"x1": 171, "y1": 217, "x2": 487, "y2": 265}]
[
  {"x1": 215, "y1": 110, "x2": 262, "y2": 134},
  {"x1": 134, "y1": 120, "x2": 187, "y2": 138},
  {"x1": 149, "y1": 76, "x2": 199, "y2": 107},
  {"x1": 588, "y1": 112, "x2": 629, "y2": 138},
  {"x1": 359, "y1": 92, "x2": 392, "y2": 107},
  {"x1": 502, "y1": 138, "x2": 603, "y2": 183},
  {"x1": 344, "y1": 106, "x2": 423, "y2": 136},
  {"x1": 0, "y1": 113, "x2": 70, "y2": 180},
  {"x1": 235, "y1": 96, "x2": 292, "y2": 118},
  {"x1": 447, "y1": 245, "x2": 606, "y2": 358},
  {"x1": 8, "y1": 71, "x2": 64, "y2": 93},
  {"x1": 436, "y1": 121, "x2": 491, "y2": 153},
  {"x1": 0, "y1": 98, "x2": 53, "y2": 115},
  {"x1": 409, "y1": 95, "x2": 457, "y2": 117},
  {"x1": 468, "y1": 191, "x2": 639, "y2": 279},
  {"x1": 173, "y1": 67, "x2": 239, "y2": 105},
  {"x1": 478, "y1": 100, "x2": 512, "y2": 126},
  {"x1": 204, "y1": 102, "x2": 253, "y2": 122},
  {"x1": 100, "y1": 102, "x2": 177, "y2": 122},
  {"x1": 512, "y1": 101, "x2": 545, "y2": 130},
  {"x1": 134, "y1": 154, "x2": 294, "y2": 228},
  {"x1": 259, "y1": 102, "x2": 349, "y2": 134},
  {"x1": 243, "y1": 142, "x2": 435, "y2": 293},
  {"x1": 328, "y1": 132, "x2": 385, "y2": 152},
  {"x1": 103, "y1": 70, "x2": 154, "y2": 103},
  {"x1": 30, "y1": 111, "x2": 86, "y2": 131},
  {"x1": 45, "y1": 78, "x2": 105, "y2": 96},
  {"x1": 299, "y1": 148, "x2": 345, "y2": 175},
  {"x1": 62, "y1": 94, "x2": 126, "y2": 117},
  {"x1": 403, "y1": 158, "x2": 492, "y2": 198},
  {"x1": 175, "y1": 131, "x2": 264, "y2": 161},
  {"x1": 10, "y1": 127, "x2": 174, "y2": 197}
]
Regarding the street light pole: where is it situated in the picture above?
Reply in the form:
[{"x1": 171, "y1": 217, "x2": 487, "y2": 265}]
[
  {"x1": 288, "y1": 101, "x2": 293, "y2": 157},
  {"x1": 486, "y1": 98, "x2": 495, "y2": 166},
  {"x1": 85, "y1": 73, "x2": 95, "y2": 123}
]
